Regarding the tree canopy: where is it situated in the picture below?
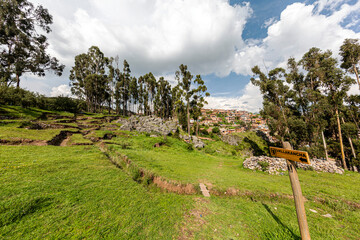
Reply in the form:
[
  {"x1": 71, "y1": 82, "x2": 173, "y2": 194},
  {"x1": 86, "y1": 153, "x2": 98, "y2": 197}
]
[{"x1": 0, "y1": 0, "x2": 64, "y2": 87}]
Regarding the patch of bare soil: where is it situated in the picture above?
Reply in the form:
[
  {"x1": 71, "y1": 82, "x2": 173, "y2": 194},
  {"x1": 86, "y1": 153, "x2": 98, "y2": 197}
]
[
  {"x1": 60, "y1": 136, "x2": 71, "y2": 147},
  {"x1": 179, "y1": 197, "x2": 211, "y2": 240},
  {"x1": 47, "y1": 130, "x2": 79, "y2": 146},
  {"x1": 153, "y1": 177, "x2": 197, "y2": 195},
  {"x1": 0, "y1": 139, "x2": 47, "y2": 146}
]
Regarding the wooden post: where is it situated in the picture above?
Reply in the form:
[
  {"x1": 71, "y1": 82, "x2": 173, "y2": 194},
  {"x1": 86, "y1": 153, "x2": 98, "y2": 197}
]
[{"x1": 283, "y1": 142, "x2": 311, "y2": 240}]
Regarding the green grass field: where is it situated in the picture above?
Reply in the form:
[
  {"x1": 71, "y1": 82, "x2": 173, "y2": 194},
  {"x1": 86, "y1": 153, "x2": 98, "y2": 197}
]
[
  {"x1": 0, "y1": 106, "x2": 359, "y2": 239},
  {"x1": 0, "y1": 146, "x2": 193, "y2": 239}
]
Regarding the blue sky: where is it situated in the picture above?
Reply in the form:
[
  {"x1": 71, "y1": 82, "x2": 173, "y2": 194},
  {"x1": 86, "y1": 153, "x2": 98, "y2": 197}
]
[{"x1": 25, "y1": 0, "x2": 360, "y2": 112}]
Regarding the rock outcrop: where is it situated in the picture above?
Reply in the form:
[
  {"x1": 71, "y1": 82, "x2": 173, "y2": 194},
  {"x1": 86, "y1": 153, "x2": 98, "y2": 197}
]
[
  {"x1": 179, "y1": 134, "x2": 205, "y2": 148},
  {"x1": 221, "y1": 134, "x2": 242, "y2": 146},
  {"x1": 117, "y1": 115, "x2": 177, "y2": 136},
  {"x1": 243, "y1": 156, "x2": 344, "y2": 175}
]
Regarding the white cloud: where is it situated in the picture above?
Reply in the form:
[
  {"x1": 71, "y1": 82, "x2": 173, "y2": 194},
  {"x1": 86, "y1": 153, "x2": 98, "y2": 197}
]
[
  {"x1": 263, "y1": 17, "x2": 277, "y2": 28},
  {"x1": 50, "y1": 84, "x2": 72, "y2": 97},
  {"x1": 33, "y1": 0, "x2": 252, "y2": 77},
  {"x1": 23, "y1": 0, "x2": 360, "y2": 112},
  {"x1": 232, "y1": 1, "x2": 360, "y2": 75},
  {"x1": 205, "y1": 82, "x2": 262, "y2": 113}
]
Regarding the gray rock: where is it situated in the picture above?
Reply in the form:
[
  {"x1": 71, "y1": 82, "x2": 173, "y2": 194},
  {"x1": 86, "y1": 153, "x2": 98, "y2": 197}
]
[
  {"x1": 117, "y1": 115, "x2": 177, "y2": 135},
  {"x1": 243, "y1": 156, "x2": 344, "y2": 175}
]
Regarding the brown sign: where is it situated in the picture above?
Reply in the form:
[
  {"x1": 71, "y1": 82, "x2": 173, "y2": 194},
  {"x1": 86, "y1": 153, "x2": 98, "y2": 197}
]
[{"x1": 270, "y1": 147, "x2": 311, "y2": 164}]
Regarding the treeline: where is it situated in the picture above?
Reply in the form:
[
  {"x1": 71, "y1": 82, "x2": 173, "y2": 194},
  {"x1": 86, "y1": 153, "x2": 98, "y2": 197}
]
[
  {"x1": 251, "y1": 39, "x2": 360, "y2": 170},
  {"x1": 69, "y1": 46, "x2": 209, "y2": 135},
  {"x1": 0, "y1": 86, "x2": 85, "y2": 113}
]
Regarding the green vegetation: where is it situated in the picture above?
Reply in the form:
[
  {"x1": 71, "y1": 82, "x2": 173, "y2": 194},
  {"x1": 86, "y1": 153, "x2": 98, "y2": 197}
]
[
  {"x1": 0, "y1": 127, "x2": 78, "y2": 141},
  {"x1": 108, "y1": 134, "x2": 360, "y2": 202},
  {"x1": 67, "y1": 134, "x2": 93, "y2": 145},
  {"x1": 0, "y1": 105, "x2": 359, "y2": 239},
  {"x1": 0, "y1": 145, "x2": 193, "y2": 239}
]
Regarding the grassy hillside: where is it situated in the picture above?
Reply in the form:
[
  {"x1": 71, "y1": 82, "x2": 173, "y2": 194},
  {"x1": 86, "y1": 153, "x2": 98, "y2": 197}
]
[
  {"x1": 0, "y1": 106, "x2": 359, "y2": 239},
  {"x1": 0, "y1": 145, "x2": 193, "y2": 239}
]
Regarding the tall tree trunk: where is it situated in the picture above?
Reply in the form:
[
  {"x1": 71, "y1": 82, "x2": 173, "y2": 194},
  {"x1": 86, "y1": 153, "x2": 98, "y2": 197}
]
[
  {"x1": 16, "y1": 74, "x2": 20, "y2": 88},
  {"x1": 187, "y1": 102, "x2": 190, "y2": 136},
  {"x1": 353, "y1": 65, "x2": 360, "y2": 91},
  {"x1": 336, "y1": 108, "x2": 347, "y2": 170},
  {"x1": 321, "y1": 131, "x2": 329, "y2": 161},
  {"x1": 342, "y1": 117, "x2": 357, "y2": 160},
  {"x1": 196, "y1": 119, "x2": 199, "y2": 136}
]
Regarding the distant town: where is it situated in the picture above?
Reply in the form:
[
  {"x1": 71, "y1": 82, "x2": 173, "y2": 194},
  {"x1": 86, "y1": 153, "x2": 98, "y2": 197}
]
[{"x1": 198, "y1": 109, "x2": 273, "y2": 140}]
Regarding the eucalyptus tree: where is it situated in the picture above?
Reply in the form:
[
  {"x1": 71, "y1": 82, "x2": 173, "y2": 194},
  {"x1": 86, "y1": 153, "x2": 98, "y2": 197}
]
[
  {"x1": 319, "y1": 50, "x2": 355, "y2": 170},
  {"x1": 292, "y1": 49, "x2": 330, "y2": 155},
  {"x1": 251, "y1": 66, "x2": 291, "y2": 145},
  {"x1": 121, "y1": 60, "x2": 131, "y2": 116},
  {"x1": 114, "y1": 65, "x2": 122, "y2": 114},
  {"x1": 154, "y1": 77, "x2": 172, "y2": 119},
  {"x1": 346, "y1": 95, "x2": 360, "y2": 133},
  {"x1": 130, "y1": 76, "x2": 138, "y2": 114},
  {"x1": 0, "y1": 0, "x2": 64, "y2": 87},
  {"x1": 69, "y1": 46, "x2": 112, "y2": 112},
  {"x1": 175, "y1": 64, "x2": 195, "y2": 135},
  {"x1": 144, "y1": 72, "x2": 157, "y2": 114},
  {"x1": 340, "y1": 38, "x2": 360, "y2": 90},
  {"x1": 192, "y1": 75, "x2": 210, "y2": 136},
  {"x1": 137, "y1": 75, "x2": 145, "y2": 114}
]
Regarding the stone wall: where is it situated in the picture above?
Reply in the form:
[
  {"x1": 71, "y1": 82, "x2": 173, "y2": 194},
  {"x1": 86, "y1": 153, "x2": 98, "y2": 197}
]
[
  {"x1": 117, "y1": 115, "x2": 177, "y2": 136},
  {"x1": 243, "y1": 156, "x2": 344, "y2": 175}
]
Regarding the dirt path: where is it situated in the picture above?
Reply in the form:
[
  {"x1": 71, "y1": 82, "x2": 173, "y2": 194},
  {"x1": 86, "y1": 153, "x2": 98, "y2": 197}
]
[
  {"x1": 60, "y1": 136, "x2": 71, "y2": 146},
  {"x1": 179, "y1": 197, "x2": 211, "y2": 239}
]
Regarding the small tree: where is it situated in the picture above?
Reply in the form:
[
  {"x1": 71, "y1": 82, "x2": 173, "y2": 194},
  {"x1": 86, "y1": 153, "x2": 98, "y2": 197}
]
[
  {"x1": 0, "y1": 0, "x2": 64, "y2": 87},
  {"x1": 69, "y1": 46, "x2": 112, "y2": 112}
]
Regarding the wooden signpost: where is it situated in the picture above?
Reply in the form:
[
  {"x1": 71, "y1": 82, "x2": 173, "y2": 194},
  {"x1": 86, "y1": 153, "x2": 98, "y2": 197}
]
[{"x1": 270, "y1": 143, "x2": 311, "y2": 240}]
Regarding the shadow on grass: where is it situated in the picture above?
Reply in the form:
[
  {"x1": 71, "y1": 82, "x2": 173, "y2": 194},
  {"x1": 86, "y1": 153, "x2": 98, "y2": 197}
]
[
  {"x1": 243, "y1": 137, "x2": 266, "y2": 156},
  {"x1": 262, "y1": 203, "x2": 300, "y2": 240},
  {"x1": 0, "y1": 197, "x2": 52, "y2": 227}
]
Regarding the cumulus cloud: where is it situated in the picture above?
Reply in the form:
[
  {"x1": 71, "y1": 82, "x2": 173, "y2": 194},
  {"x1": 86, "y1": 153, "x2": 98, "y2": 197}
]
[
  {"x1": 232, "y1": 1, "x2": 360, "y2": 75},
  {"x1": 34, "y1": 0, "x2": 252, "y2": 77},
  {"x1": 24, "y1": 0, "x2": 360, "y2": 112},
  {"x1": 50, "y1": 84, "x2": 72, "y2": 97},
  {"x1": 205, "y1": 82, "x2": 262, "y2": 112}
]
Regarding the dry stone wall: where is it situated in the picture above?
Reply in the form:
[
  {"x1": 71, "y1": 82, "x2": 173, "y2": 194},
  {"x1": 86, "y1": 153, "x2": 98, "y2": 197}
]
[{"x1": 243, "y1": 156, "x2": 344, "y2": 175}]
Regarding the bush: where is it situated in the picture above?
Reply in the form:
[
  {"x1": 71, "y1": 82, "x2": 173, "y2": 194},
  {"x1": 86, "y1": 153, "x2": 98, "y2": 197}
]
[
  {"x1": 258, "y1": 161, "x2": 269, "y2": 172},
  {"x1": 205, "y1": 147, "x2": 216, "y2": 155},
  {"x1": 201, "y1": 129, "x2": 209, "y2": 135},
  {"x1": 0, "y1": 86, "x2": 86, "y2": 113},
  {"x1": 186, "y1": 143, "x2": 194, "y2": 151},
  {"x1": 212, "y1": 127, "x2": 220, "y2": 134}
]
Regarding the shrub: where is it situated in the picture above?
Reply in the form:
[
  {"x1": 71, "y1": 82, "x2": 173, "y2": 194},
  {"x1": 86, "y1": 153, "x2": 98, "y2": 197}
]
[
  {"x1": 200, "y1": 129, "x2": 209, "y2": 135},
  {"x1": 212, "y1": 127, "x2": 220, "y2": 134},
  {"x1": 258, "y1": 161, "x2": 269, "y2": 172},
  {"x1": 205, "y1": 147, "x2": 216, "y2": 154},
  {"x1": 186, "y1": 143, "x2": 194, "y2": 151}
]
